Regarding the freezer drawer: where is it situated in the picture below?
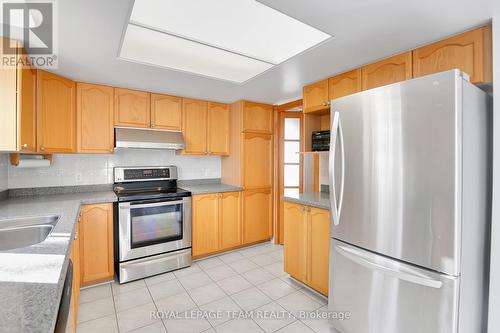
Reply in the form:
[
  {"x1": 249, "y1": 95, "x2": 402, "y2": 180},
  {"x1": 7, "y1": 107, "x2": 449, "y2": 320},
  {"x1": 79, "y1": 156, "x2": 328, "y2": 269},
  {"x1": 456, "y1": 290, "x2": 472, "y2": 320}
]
[{"x1": 329, "y1": 240, "x2": 459, "y2": 333}]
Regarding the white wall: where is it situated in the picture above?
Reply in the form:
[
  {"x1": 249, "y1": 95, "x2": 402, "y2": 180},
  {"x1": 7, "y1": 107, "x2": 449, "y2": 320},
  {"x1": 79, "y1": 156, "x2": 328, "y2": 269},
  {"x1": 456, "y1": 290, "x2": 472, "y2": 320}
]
[
  {"x1": 489, "y1": 11, "x2": 500, "y2": 333},
  {"x1": 7, "y1": 149, "x2": 221, "y2": 189},
  {"x1": 0, "y1": 154, "x2": 7, "y2": 192}
]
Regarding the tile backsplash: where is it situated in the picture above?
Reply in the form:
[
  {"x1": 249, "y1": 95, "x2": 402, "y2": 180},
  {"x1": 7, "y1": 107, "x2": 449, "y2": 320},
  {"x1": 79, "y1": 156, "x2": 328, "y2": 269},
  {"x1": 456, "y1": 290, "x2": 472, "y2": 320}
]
[
  {"x1": 7, "y1": 149, "x2": 221, "y2": 189},
  {"x1": 0, "y1": 154, "x2": 7, "y2": 192}
]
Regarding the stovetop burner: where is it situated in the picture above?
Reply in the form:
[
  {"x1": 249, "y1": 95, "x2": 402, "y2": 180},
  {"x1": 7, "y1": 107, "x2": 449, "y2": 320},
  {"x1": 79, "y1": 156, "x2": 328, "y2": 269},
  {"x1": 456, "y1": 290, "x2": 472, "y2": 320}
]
[{"x1": 113, "y1": 166, "x2": 191, "y2": 202}]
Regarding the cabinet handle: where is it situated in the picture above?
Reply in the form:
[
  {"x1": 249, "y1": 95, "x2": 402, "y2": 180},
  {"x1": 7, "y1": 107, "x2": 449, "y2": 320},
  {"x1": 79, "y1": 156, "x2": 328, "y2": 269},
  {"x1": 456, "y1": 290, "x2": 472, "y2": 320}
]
[
  {"x1": 322, "y1": 101, "x2": 330, "y2": 107},
  {"x1": 40, "y1": 145, "x2": 45, "y2": 151},
  {"x1": 151, "y1": 124, "x2": 155, "y2": 128},
  {"x1": 21, "y1": 143, "x2": 28, "y2": 149}
]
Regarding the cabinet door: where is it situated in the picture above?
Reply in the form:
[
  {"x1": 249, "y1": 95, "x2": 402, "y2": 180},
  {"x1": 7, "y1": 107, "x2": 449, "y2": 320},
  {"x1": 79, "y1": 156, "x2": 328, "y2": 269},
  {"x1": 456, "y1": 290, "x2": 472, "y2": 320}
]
[
  {"x1": 283, "y1": 202, "x2": 307, "y2": 282},
  {"x1": 208, "y1": 102, "x2": 230, "y2": 155},
  {"x1": 303, "y1": 79, "x2": 329, "y2": 113},
  {"x1": 192, "y1": 194, "x2": 220, "y2": 256},
  {"x1": 70, "y1": 225, "x2": 80, "y2": 331},
  {"x1": 151, "y1": 93, "x2": 182, "y2": 130},
  {"x1": 328, "y1": 69, "x2": 362, "y2": 100},
  {"x1": 308, "y1": 207, "x2": 330, "y2": 296},
  {"x1": 17, "y1": 48, "x2": 36, "y2": 152},
  {"x1": 37, "y1": 70, "x2": 76, "y2": 153},
  {"x1": 0, "y1": 38, "x2": 17, "y2": 151},
  {"x1": 243, "y1": 132, "x2": 273, "y2": 189},
  {"x1": 242, "y1": 188, "x2": 272, "y2": 244},
  {"x1": 361, "y1": 52, "x2": 413, "y2": 90},
  {"x1": 182, "y1": 98, "x2": 208, "y2": 154},
  {"x1": 79, "y1": 203, "x2": 114, "y2": 285},
  {"x1": 413, "y1": 26, "x2": 492, "y2": 84},
  {"x1": 242, "y1": 101, "x2": 273, "y2": 134},
  {"x1": 76, "y1": 83, "x2": 114, "y2": 153},
  {"x1": 219, "y1": 192, "x2": 241, "y2": 250},
  {"x1": 114, "y1": 88, "x2": 150, "y2": 128}
]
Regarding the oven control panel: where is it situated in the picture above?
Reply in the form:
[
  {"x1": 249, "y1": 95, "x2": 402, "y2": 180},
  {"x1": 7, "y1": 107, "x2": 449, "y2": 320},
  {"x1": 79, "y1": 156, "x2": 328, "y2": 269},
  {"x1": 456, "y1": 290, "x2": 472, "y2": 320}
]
[{"x1": 114, "y1": 166, "x2": 177, "y2": 182}]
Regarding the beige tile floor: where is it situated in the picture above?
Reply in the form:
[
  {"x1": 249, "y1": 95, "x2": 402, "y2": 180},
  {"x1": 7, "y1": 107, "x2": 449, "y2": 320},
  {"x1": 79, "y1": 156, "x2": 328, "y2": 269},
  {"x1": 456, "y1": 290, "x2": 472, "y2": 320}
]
[{"x1": 76, "y1": 242, "x2": 335, "y2": 333}]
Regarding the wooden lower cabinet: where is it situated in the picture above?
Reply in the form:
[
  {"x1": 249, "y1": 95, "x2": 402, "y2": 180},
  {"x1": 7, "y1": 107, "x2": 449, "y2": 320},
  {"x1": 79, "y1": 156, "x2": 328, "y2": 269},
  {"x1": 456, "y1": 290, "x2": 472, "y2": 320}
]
[
  {"x1": 79, "y1": 203, "x2": 114, "y2": 285},
  {"x1": 308, "y1": 207, "x2": 330, "y2": 295},
  {"x1": 284, "y1": 201, "x2": 330, "y2": 296},
  {"x1": 192, "y1": 192, "x2": 242, "y2": 257},
  {"x1": 284, "y1": 202, "x2": 308, "y2": 281},
  {"x1": 192, "y1": 193, "x2": 220, "y2": 256},
  {"x1": 219, "y1": 192, "x2": 242, "y2": 250},
  {"x1": 66, "y1": 226, "x2": 80, "y2": 333},
  {"x1": 242, "y1": 188, "x2": 272, "y2": 244}
]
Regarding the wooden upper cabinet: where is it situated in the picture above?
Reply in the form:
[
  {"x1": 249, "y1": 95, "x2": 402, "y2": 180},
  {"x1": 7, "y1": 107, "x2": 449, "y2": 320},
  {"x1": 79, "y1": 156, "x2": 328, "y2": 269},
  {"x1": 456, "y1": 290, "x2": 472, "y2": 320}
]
[
  {"x1": 79, "y1": 203, "x2": 114, "y2": 286},
  {"x1": 76, "y1": 83, "x2": 114, "y2": 154},
  {"x1": 284, "y1": 202, "x2": 308, "y2": 282},
  {"x1": 243, "y1": 132, "x2": 273, "y2": 189},
  {"x1": 182, "y1": 98, "x2": 208, "y2": 154},
  {"x1": 308, "y1": 207, "x2": 330, "y2": 296},
  {"x1": 303, "y1": 79, "x2": 329, "y2": 113},
  {"x1": 151, "y1": 93, "x2": 182, "y2": 130},
  {"x1": 219, "y1": 192, "x2": 241, "y2": 250},
  {"x1": 361, "y1": 52, "x2": 413, "y2": 90},
  {"x1": 114, "y1": 88, "x2": 150, "y2": 128},
  {"x1": 16, "y1": 48, "x2": 37, "y2": 152},
  {"x1": 242, "y1": 188, "x2": 272, "y2": 244},
  {"x1": 192, "y1": 194, "x2": 220, "y2": 257},
  {"x1": 328, "y1": 69, "x2": 362, "y2": 100},
  {"x1": 208, "y1": 102, "x2": 230, "y2": 155},
  {"x1": 413, "y1": 26, "x2": 492, "y2": 84},
  {"x1": 37, "y1": 70, "x2": 76, "y2": 153},
  {"x1": 242, "y1": 101, "x2": 273, "y2": 134}
]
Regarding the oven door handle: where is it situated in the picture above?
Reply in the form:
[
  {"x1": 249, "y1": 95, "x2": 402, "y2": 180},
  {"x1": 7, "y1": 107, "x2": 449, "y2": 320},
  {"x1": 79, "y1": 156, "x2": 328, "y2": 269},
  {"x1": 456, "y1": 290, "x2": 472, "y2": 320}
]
[{"x1": 128, "y1": 199, "x2": 187, "y2": 209}]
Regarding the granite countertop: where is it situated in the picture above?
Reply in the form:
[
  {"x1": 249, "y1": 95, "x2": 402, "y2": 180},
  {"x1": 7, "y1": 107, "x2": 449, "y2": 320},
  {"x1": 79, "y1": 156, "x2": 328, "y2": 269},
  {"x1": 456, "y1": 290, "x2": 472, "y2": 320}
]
[
  {"x1": 179, "y1": 183, "x2": 243, "y2": 195},
  {"x1": 0, "y1": 190, "x2": 117, "y2": 333},
  {"x1": 283, "y1": 191, "x2": 330, "y2": 210}
]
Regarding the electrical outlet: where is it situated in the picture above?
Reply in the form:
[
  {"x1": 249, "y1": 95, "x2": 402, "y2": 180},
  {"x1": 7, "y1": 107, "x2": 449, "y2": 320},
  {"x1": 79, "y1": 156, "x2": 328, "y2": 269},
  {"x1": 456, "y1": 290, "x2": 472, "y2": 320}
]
[{"x1": 75, "y1": 172, "x2": 83, "y2": 183}]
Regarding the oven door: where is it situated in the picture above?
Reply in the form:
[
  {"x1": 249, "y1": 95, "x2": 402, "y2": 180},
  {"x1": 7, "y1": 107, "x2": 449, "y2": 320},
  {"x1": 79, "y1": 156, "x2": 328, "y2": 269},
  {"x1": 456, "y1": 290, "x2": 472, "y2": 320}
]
[{"x1": 118, "y1": 197, "x2": 192, "y2": 261}]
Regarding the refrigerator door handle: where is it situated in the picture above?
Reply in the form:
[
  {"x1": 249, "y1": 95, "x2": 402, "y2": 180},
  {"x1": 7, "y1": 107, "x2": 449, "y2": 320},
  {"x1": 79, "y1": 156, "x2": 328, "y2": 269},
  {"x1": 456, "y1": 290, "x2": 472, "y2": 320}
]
[
  {"x1": 335, "y1": 244, "x2": 443, "y2": 289},
  {"x1": 329, "y1": 111, "x2": 340, "y2": 225},
  {"x1": 338, "y1": 115, "x2": 345, "y2": 219}
]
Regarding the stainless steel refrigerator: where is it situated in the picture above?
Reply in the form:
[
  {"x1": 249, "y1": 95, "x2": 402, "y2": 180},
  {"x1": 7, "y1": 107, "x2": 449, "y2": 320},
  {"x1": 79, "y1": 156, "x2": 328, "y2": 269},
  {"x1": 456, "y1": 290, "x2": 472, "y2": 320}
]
[{"x1": 328, "y1": 70, "x2": 491, "y2": 333}]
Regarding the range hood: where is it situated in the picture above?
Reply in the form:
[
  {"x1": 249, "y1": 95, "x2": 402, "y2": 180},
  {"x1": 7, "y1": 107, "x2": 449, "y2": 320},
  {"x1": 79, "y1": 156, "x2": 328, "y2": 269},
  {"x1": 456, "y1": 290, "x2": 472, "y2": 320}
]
[{"x1": 115, "y1": 127, "x2": 185, "y2": 150}]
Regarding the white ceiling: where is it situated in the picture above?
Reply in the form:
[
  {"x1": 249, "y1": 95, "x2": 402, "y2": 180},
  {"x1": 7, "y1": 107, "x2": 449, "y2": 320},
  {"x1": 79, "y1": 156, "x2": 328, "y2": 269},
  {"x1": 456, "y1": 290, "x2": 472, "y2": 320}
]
[{"x1": 22, "y1": 0, "x2": 496, "y2": 104}]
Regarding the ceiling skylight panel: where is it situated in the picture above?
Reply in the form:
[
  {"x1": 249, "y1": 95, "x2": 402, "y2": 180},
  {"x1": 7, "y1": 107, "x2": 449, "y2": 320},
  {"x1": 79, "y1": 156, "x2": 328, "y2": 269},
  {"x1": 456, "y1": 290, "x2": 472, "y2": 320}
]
[
  {"x1": 128, "y1": 0, "x2": 331, "y2": 64},
  {"x1": 119, "y1": 24, "x2": 273, "y2": 83}
]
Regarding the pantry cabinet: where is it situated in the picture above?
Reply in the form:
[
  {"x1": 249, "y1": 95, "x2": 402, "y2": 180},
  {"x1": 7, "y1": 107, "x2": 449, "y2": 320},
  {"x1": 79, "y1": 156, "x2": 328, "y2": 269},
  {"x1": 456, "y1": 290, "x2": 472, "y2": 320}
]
[
  {"x1": 114, "y1": 88, "x2": 150, "y2": 128},
  {"x1": 243, "y1": 132, "x2": 273, "y2": 189},
  {"x1": 76, "y1": 83, "x2": 114, "y2": 153},
  {"x1": 79, "y1": 203, "x2": 114, "y2": 286},
  {"x1": 413, "y1": 26, "x2": 492, "y2": 84},
  {"x1": 242, "y1": 101, "x2": 273, "y2": 134},
  {"x1": 284, "y1": 201, "x2": 330, "y2": 295},
  {"x1": 361, "y1": 52, "x2": 413, "y2": 90},
  {"x1": 242, "y1": 188, "x2": 272, "y2": 244},
  {"x1": 208, "y1": 102, "x2": 230, "y2": 155},
  {"x1": 303, "y1": 79, "x2": 330, "y2": 113},
  {"x1": 151, "y1": 93, "x2": 182, "y2": 130},
  {"x1": 192, "y1": 192, "x2": 241, "y2": 257},
  {"x1": 37, "y1": 70, "x2": 76, "y2": 153},
  {"x1": 329, "y1": 69, "x2": 362, "y2": 100}
]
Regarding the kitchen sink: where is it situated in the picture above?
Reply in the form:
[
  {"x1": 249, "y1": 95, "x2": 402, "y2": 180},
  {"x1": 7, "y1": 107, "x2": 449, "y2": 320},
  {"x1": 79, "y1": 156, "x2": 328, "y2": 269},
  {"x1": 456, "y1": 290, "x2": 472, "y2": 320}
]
[{"x1": 0, "y1": 215, "x2": 60, "y2": 251}]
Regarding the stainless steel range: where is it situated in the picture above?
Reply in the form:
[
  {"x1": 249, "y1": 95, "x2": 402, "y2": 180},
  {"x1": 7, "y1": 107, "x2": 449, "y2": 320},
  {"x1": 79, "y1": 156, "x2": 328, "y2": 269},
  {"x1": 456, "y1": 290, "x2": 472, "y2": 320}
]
[{"x1": 113, "y1": 166, "x2": 192, "y2": 283}]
